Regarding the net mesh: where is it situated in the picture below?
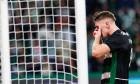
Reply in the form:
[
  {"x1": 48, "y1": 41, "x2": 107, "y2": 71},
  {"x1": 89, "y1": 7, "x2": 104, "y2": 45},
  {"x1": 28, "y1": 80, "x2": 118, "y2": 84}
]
[{"x1": 8, "y1": 0, "x2": 78, "y2": 84}]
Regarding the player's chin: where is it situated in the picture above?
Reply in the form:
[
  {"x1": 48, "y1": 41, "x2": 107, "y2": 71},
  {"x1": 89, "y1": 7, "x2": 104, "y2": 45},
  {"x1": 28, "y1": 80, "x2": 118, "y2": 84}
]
[{"x1": 102, "y1": 35, "x2": 107, "y2": 39}]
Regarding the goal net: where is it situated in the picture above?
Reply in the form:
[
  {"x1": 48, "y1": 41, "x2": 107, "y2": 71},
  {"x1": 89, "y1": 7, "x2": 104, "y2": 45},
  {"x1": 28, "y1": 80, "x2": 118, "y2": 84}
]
[{"x1": 0, "y1": 0, "x2": 88, "y2": 84}]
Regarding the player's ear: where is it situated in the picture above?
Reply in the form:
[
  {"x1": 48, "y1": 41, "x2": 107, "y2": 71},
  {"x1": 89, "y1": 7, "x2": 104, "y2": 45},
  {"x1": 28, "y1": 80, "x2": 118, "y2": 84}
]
[{"x1": 106, "y1": 22, "x2": 109, "y2": 29}]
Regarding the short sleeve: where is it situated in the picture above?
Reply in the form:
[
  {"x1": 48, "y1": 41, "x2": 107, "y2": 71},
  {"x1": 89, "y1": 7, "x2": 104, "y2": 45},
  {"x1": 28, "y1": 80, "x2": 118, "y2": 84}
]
[{"x1": 105, "y1": 34, "x2": 126, "y2": 53}]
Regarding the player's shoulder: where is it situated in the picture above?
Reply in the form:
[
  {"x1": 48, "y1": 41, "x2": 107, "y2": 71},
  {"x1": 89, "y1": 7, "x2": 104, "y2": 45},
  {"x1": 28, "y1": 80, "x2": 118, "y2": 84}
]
[
  {"x1": 108, "y1": 30, "x2": 121, "y2": 40},
  {"x1": 111, "y1": 29, "x2": 130, "y2": 38},
  {"x1": 120, "y1": 30, "x2": 130, "y2": 37},
  {"x1": 107, "y1": 29, "x2": 129, "y2": 43}
]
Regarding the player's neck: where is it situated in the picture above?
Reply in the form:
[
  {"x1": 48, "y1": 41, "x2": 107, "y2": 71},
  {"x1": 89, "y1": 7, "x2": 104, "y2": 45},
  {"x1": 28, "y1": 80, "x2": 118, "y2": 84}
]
[{"x1": 108, "y1": 25, "x2": 119, "y2": 36}]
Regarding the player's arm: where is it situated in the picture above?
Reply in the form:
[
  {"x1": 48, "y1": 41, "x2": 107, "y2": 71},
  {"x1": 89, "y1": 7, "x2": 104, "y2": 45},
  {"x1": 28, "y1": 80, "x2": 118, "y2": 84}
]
[
  {"x1": 92, "y1": 28, "x2": 110, "y2": 58},
  {"x1": 92, "y1": 43, "x2": 110, "y2": 58}
]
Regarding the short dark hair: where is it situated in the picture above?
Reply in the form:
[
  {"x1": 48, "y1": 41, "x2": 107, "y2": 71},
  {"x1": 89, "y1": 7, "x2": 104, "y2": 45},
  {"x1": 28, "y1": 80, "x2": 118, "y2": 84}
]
[{"x1": 93, "y1": 11, "x2": 116, "y2": 22}]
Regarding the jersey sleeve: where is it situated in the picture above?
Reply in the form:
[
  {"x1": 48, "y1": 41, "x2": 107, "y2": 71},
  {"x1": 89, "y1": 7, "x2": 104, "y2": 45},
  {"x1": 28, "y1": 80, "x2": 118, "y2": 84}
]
[{"x1": 105, "y1": 34, "x2": 126, "y2": 53}]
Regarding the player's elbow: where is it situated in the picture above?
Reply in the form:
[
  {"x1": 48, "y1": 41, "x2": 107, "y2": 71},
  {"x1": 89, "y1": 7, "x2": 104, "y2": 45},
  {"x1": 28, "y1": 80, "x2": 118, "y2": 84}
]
[{"x1": 92, "y1": 50, "x2": 100, "y2": 58}]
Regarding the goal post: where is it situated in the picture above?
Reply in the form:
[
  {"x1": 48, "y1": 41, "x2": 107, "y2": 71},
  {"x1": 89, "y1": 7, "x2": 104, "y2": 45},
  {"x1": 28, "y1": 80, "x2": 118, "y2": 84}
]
[
  {"x1": 75, "y1": 0, "x2": 89, "y2": 84},
  {"x1": 0, "y1": 0, "x2": 11, "y2": 84},
  {"x1": 0, "y1": 0, "x2": 88, "y2": 84}
]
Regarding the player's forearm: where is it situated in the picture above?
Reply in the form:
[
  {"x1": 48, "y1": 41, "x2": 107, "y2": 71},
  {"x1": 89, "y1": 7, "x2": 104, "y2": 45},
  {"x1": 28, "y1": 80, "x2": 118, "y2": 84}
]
[
  {"x1": 92, "y1": 39, "x2": 100, "y2": 51},
  {"x1": 92, "y1": 37, "x2": 102, "y2": 57},
  {"x1": 93, "y1": 36, "x2": 102, "y2": 49}
]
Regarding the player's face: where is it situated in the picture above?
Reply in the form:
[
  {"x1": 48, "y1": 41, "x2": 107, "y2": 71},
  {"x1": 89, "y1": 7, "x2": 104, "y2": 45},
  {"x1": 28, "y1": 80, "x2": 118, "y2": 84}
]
[{"x1": 95, "y1": 21, "x2": 109, "y2": 38}]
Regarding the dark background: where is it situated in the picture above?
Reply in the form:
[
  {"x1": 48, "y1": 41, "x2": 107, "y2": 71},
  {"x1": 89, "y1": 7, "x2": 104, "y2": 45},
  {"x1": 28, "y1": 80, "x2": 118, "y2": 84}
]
[{"x1": 86, "y1": 0, "x2": 140, "y2": 83}]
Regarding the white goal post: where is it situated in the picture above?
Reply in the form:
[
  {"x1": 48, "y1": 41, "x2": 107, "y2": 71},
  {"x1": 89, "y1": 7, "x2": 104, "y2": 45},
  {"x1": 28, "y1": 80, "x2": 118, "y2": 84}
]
[
  {"x1": 0, "y1": 0, "x2": 88, "y2": 84},
  {"x1": 75, "y1": 0, "x2": 88, "y2": 84},
  {"x1": 0, "y1": 0, "x2": 11, "y2": 84}
]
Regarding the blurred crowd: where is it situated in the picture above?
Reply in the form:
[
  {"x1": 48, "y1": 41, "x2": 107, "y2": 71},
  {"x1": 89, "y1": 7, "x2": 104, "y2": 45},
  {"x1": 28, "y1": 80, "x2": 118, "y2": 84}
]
[
  {"x1": 8, "y1": 0, "x2": 77, "y2": 78},
  {"x1": 87, "y1": 0, "x2": 140, "y2": 72}
]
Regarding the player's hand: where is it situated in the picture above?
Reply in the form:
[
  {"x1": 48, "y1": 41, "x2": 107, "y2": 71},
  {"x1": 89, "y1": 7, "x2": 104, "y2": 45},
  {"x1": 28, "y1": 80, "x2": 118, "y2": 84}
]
[{"x1": 93, "y1": 27, "x2": 101, "y2": 38}]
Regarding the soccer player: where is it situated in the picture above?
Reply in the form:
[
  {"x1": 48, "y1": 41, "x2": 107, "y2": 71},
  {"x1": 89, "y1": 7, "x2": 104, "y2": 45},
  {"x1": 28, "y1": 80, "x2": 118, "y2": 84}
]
[{"x1": 92, "y1": 11, "x2": 133, "y2": 84}]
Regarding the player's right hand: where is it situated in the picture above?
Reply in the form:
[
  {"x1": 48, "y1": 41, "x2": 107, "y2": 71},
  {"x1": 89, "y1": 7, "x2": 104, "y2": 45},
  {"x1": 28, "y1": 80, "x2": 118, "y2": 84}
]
[
  {"x1": 93, "y1": 27, "x2": 101, "y2": 38},
  {"x1": 93, "y1": 28, "x2": 98, "y2": 37}
]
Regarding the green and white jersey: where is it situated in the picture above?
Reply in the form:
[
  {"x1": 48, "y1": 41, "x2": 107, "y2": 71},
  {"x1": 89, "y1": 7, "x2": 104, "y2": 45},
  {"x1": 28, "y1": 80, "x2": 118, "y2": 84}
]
[{"x1": 102, "y1": 30, "x2": 133, "y2": 84}]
